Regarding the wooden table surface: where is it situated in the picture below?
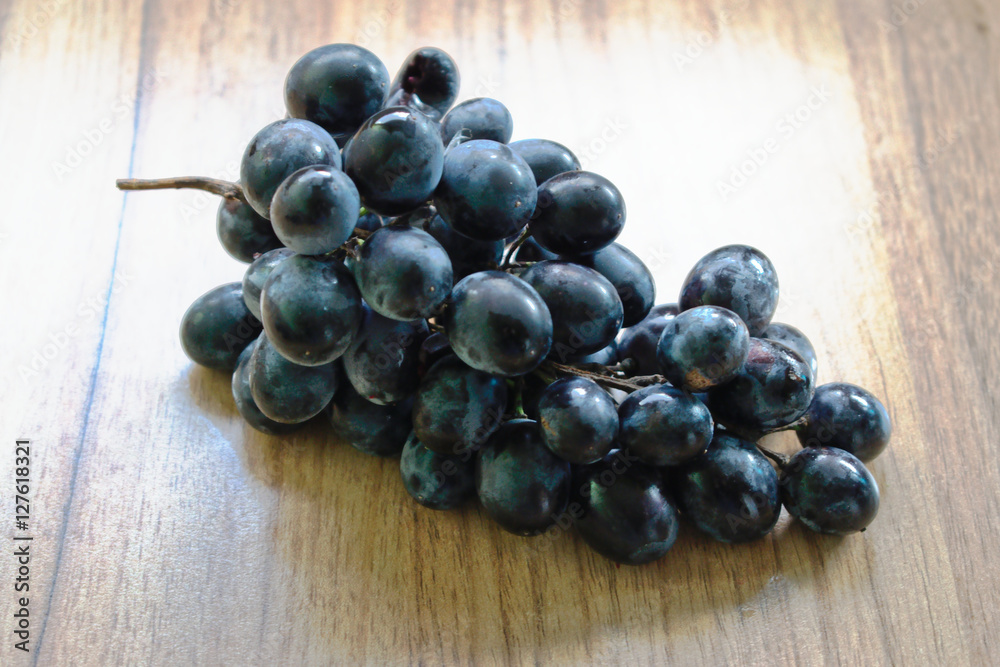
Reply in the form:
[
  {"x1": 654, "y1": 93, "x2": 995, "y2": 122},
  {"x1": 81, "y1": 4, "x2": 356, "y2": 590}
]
[{"x1": 2, "y1": 0, "x2": 998, "y2": 664}]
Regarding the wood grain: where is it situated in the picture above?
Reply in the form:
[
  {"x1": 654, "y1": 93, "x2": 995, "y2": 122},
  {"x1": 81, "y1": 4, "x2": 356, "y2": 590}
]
[{"x1": 2, "y1": 0, "x2": 998, "y2": 664}]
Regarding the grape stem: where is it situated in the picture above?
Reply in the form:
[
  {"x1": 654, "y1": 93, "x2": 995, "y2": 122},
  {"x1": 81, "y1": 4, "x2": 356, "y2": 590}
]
[
  {"x1": 499, "y1": 227, "x2": 533, "y2": 269},
  {"x1": 755, "y1": 444, "x2": 790, "y2": 469},
  {"x1": 116, "y1": 176, "x2": 247, "y2": 203},
  {"x1": 542, "y1": 361, "x2": 665, "y2": 392}
]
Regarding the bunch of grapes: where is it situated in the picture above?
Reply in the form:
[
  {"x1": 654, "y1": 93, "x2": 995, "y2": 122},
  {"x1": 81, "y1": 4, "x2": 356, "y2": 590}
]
[{"x1": 125, "y1": 44, "x2": 892, "y2": 566}]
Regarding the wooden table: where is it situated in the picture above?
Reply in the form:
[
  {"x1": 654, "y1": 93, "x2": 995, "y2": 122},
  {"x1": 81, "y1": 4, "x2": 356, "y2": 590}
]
[{"x1": 2, "y1": 0, "x2": 998, "y2": 664}]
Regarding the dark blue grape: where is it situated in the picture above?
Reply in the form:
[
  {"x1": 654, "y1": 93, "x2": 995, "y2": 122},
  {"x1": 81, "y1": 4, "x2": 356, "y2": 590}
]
[
  {"x1": 342, "y1": 305, "x2": 428, "y2": 405},
  {"x1": 512, "y1": 236, "x2": 558, "y2": 263},
  {"x1": 248, "y1": 332, "x2": 339, "y2": 423},
  {"x1": 707, "y1": 338, "x2": 815, "y2": 435},
  {"x1": 476, "y1": 419, "x2": 570, "y2": 535},
  {"x1": 231, "y1": 341, "x2": 300, "y2": 435},
  {"x1": 618, "y1": 384, "x2": 714, "y2": 466},
  {"x1": 442, "y1": 271, "x2": 553, "y2": 376},
  {"x1": 327, "y1": 382, "x2": 412, "y2": 457},
  {"x1": 672, "y1": 432, "x2": 780, "y2": 543},
  {"x1": 434, "y1": 140, "x2": 537, "y2": 241},
  {"x1": 573, "y1": 458, "x2": 679, "y2": 564},
  {"x1": 520, "y1": 261, "x2": 623, "y2": 360},
  {"x1": 420, "y1": 214, "x2": 503, "y2": 279},
  {"x1": 242, "y1": 248, "x2": 295, "y2": 320},
  {"x1": 385, "y1": 47, "x2": 460, "y2": 120},
  {"x1": 617, "y1": 303, "x2": 679, "y2": 375},
  {"x1": 355, "y1": 210, "x2": 384, "y2": 232},
  {"x1": 269, "y1": 166, "x2": 359, "y2": 255},
  {"x1": 417, "y1": 331, "x2": 452, "y2": 375},
  {"x1": 216, "y1": 198, "x2": 282, "y2": 263},
  {"x1": 567, "y1": 243, "x2": 655, "y2": 326},
  {"x1": 412, "y1": 355, "x2": 507, "y2": 455},
  {"x1": 352, "y1": 225, "x2": 453, "y2": 321},
  {"x1": 656, "y1": 305, "x2": 750, "y2": 391},
  {"x1": 284, "y1": 43, "x2": 389, "y2": 137},
  {"x1": 508, "y1": 139, "x2": 581, "y2": 186},
  {"x1": 260, "y1": 254, "x2": 363, "y2": 365},
  {"x1": 240, "y1": 118, "x2": 342, "y2": 219},
  {"x1": 180, "y1": 282, "x2": 262, "y2": 371},
  {"x1": 796, "y1": 383, "x2": 891, "y2": 462},
  {"x1": 780, "y1": 447, "x2": 879, "y2": 534},
  {"x1": 760, "y1": 322, "x2": 818, "y2": 380},
  {"x1": 537, "y1": 377, "x2": 618, "y2": 464},
  {"x1": 530, "y1": 171, "x2": 625, "y2": 255},
  {"x1": 400, "y1": 432, "x2": 476, "y2": 510},
  {"x1": 440, "y1": 97, "x2": 513, "y2": 145},
  {"x1": 679, "y1": 245, "x2": 779, "y2": 336},
  {"x1": 571, "y1": 340, "x2": 618, "y2": 366},
  {"x1": 343, "y1": 107, "x2": 444, "y2": 215}
]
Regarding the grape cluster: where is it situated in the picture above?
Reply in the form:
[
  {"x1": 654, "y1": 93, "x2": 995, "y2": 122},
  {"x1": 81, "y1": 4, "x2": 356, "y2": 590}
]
[{"x1": 168, "y1": 44, "x2": 892, "y2": 566}]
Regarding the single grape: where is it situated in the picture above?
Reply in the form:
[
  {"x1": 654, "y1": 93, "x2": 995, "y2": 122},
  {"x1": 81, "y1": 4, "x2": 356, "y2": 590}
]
[
  {"x1": 411, "y1": 355, "x2": 507, "y2": 455},
  {"x1": 352, "y1": 225, "x2": 453, "y2": 321},
  {"x1": 567, "y1": 243, "x2": 655, "y2": 326},
  {"x1": 508, "y1": 139, "x2": 581, "y2": 186},
  {"x1": 520, "y1": 261, "x2": 623, "y2": 360},
  {"x1": 180, "y1": 282, "x2": 262, "y2": 371},
  {"x1": 573, "y1": 458, "x2": 680, "y2": 565},
  {"x1": 343, "y1": 107, "x2": 445, "y2": 215},
  {"x1": 441, "y1": 270, "x2": 553, "y2": 376},
  {"x1": 679, "y1": 244, "x2": 779, "y2": 336},
  {"x1": 327, "y1": 382, "x2": 413, "y2": 457},
  {"x1": 284, "y1": 43, "x2": 389, "y2": 137},
  {"x1": 385, "y1": 47, "x2": 460, "y2": 120},
  {"x1": 268, "y1": 166, "x2": 359, "y2": 255},
  {"x1": 242, "y1": 247, "x2": 295, "y2": 320},
  {"x1": 780, "y1": 447, "x2": 880, "y2": 534},
  {"x1": 260, "y1": 254, "x2": 363, "y2": 365},
  {"x1": 656, "y1": 305, "x2": 750, "y2": 391},
  {"x1": 537, "y1": 377, "x2": 618, "y2": 464},
  {"x1": 796, "y1": 383, "x2": 891, "y2": 462},
  {"x1": 760, "y1": 322, "x2": 818, "y2": 380},
  {"x1": 399, "y1": 432, "x2": 476, "y2": 510},
  {"x1": 342, "y1": 305, "x2": 428, "y2": 405},
  {"x1": 434, "y1": 140, "x2": 537, "y2": 241},
  {"x1": 216, "y1": 198, "x2": 283, "y2": 263},
  {"x1": 476, "y1": 419, "x2": 571, "y2": 536},
  {"x1": 440, "y1": 97, "x2": 513, "y2": 145},
  {"x1": 618, "y1": 384, "x2": 714, "y2": 466},
  {"x1": 530, "y1": 171, "x2": 625, "y2": 255},
  {"x1": 419, "y1": 214, "x2": 504, "y2": 280},
  {"x1": 671, "y1": 432, "x2": 781, "y2": 543},
  {"x1": 512, "y1": 236, "x2": 558, "y2": 263},
  {"x1": 616, "y1": 303, "x2": 679, "y2": 375},
  {"x1": 355, "y1": 210, "x2": 384, "y2": 232},
  {"x1": 248, "y1": 332, "x2": 339, "y2": 423},
  {"x1": 707, "y1": 338, "x2": 815, "y2": 435},
  {"x1": 417, "y1": 331, "x2": 452, "y2": 374},
  {"x1": 240, "y1": 118, "x2": 342, "y2": 219},
  {"x1": 231, "y1": 341, "x2": 300, "y2": 435}
]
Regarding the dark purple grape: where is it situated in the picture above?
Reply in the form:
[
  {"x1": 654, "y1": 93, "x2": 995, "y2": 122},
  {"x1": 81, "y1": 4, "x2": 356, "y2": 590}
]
[
  {"x1": 618, "y1": 385, "x2": 714, "y2": 466},
  {"x1": 343, "y1": 107, "x2": 444, "y2": 215},
  {"x1": 476, "y1": 419, "x2": 571, "y2": 536},
  {"x1": 420, "y1": 214, "x2": 503, "y2": 279},
  {"x1": 707, "y1": 338, "x2": 815, "y2": 435},
  {"x1": 240, "y1": 118, "x2": 342, "y2": 219},
  {"x1": 440, "y1": 97, "x2": 513, "y2": 145},
  {"x1": 231, "y1": 341, "x2": 300, "y2": 436},
  {"x1": 508, "y1": 139, "x2": 581, "y2": 186},
  {"x1": 411, "y1": 355, "x2": 507, "y2": 455},
  {"x1": 671, "y1": 432, "x2": 781, "y2": 543},
  {"x1": 385, "y1": 47, "x2": 460, "y2": 120},
  {"x1": 284, "y1": 43, "x2": 389, "y2": 137},
  {"x1": 248, "y1": 332, "x2": 339, "y2": 423},
  {"x1": 352, "y1": 225, "x2": 453, "y2": 321},
  {"x1": 679, "y1": 245, "x2": 778, "y2": 336},
  {"x1": 656, "y1": 305, "x2": 750, "y2": 391},
  {"x1": 616, "y1": 303, "x2": 679, "y2": 375},
  {"x1": 442, "y1": 271, "x2": 553, "y2": 376},
  {"x1": 537, "y1": 377, "x2": 618, "y2": 464},
  {"x1": 520, "y1": 261, "x2": 623, "y2": 360},
  {"x1": 327, "y1": 382, "x2": 412, "y2": 457},
  {"x1": 216, "y1": 198, "x2": 283, "y2": 263},
  {"x1": 567, "y1": 243, "x2": 655, "y2": 326},
  {"x1": 180, "y1": 282, "x2": 262, "y2": 371},
  {"x1": 260, "y1": 254, "x2": 363, "y2": 366},
  {"x1": 269, "y1": 166, "x2": 359, "y2": 255},
  {"x1": 434, "y1": 140, "x2": 537, "y2": 241},
  {"x1": 530, "y1": 171, "x2": 625, "y2": 255},
  {"x1": 400, "y1": 433, "x2": 476, "y2": 510},
  {"x1": 796, "y1": 383, "x2": 891, "y2": 462},
  {"x1": 242, "y1": 247, "x2": 295, "y2": 320},
  {"x1": 342, "y1": 305, "x2": 428, "y2": 405},
  {"x1": 760, "y1": 322, "x2": 818, "y2": 380},
  {"x1": 573, "y1": 458, "x2": 680, "y2": 564},
  {"x1": 780, "y1": 447, "x2": 879, "y2": 534}
]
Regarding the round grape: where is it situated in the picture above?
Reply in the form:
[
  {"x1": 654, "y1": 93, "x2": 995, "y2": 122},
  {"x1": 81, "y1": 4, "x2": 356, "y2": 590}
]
[
  {"x1": 400, "y1": 433, "x2": 476, "y2": 510},
  {"x1": 530, "y1": 171, "x2": 625, "y2": 255},
  {"x1": 242, "y1": 247, "x2": 295, "y2": 320},
  {"x1": 780, "y1": 447, "x2": 880, "y2": 534},
  {"x1": 180, "y1": 282, "x2": 262, "y2": 371},
  {"x1": 216, "y1": 198, "x2": 282, "y2": 263},
  {"x1": 618, "y1": 384, "x2": 714, "y2": 466},
  {"x1": 537, "y1": 377, "x2": 618, "y2": 465},
  {"x1": 508, "y1": 139, "x2": 581, "y2": 186},
  {"x1": 796, "y1": 383, "x2": 891, "y2": 462},
  {"x1": 328, "y1": 382, "x2": 413, "y2": 457},
  {"x1": 248, "y1": 332, "x2": 339, "y2": 423},
  {"x1": 440, "y1": 97, "x2": 513, "y2": 145},
  {"x1": 656, "y1": 305, "x2": 750, "y2": 391},
  {"x1": 342, "y1": 305, "x2": 428, "y2": 405},
  {"x1": 679, "y1": 244, "x2": 778, "y2": 336}
]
